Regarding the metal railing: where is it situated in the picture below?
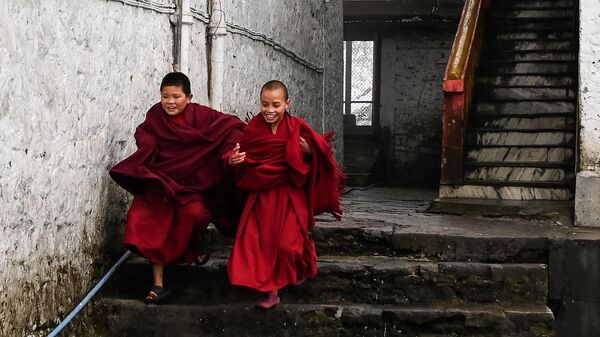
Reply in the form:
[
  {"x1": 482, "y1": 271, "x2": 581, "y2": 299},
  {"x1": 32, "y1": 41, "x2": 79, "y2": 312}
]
[{"x1": 441, "y1": 0, "x2": 490, "y2": 184}]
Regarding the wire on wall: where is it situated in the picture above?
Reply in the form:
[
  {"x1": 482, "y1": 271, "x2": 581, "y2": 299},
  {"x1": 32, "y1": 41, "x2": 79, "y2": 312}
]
[
  {"x1": 103, "y1": 0, "x2": 324, "y2": 74},
  {"x1": 106, "y1": 0, "x2": 176, "y2": 13}
]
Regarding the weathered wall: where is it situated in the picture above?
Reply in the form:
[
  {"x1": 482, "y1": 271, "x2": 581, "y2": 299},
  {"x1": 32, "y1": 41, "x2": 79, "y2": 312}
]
[
  {"x1": 0, "y1": 0, "x2": 342, "y2": 335},
  {"x1": 0, "y1": 0, "x2": 174, "y2": 335},
  {"x1": 379, "y1": 26, "x2": 455, "y2": 186},
  {"x1": 220, "y1": 0, "x2": 344, "y2": 155},
  {"x1": 575, "y1": 0, "x2": 600, "y2": 228}
]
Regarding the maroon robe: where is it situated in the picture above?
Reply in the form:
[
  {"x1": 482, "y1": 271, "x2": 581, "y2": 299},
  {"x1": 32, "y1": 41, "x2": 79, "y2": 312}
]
[
  {"x1": 110, "y1": 103, "x2": 244, "y2": 264},
  {"x1": 227, "y1": 112, "x2": 344, "y2": 291}
]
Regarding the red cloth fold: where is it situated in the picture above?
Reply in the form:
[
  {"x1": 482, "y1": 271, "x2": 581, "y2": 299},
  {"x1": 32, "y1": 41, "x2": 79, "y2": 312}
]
[
  {"x1": 109, "y1": 103, "x2": 245, "y2": 263},
  {"x1": 110, "y1": 102, "x2": 244, "y2": 205},
  {"x1": 228, "y1": 113, "x2": 344, "y2": 291}
]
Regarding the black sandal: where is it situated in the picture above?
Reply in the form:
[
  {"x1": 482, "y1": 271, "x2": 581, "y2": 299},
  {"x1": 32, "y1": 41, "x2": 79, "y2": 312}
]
[
  {"x1": 194, "y1": 253, "x2": 211, "y2": 266},
  {"x1": 144, "y1": 285, "x2": 171, "y2": 304}
]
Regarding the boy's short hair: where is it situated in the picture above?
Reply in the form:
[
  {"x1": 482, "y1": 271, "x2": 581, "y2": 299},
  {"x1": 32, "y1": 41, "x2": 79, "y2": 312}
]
[
  {"x1": 261, "y1": 80, "x2": 288, "y2": 100},
  {"x1": 160, "y1": 72, "x2": 191, "y2": 95}
]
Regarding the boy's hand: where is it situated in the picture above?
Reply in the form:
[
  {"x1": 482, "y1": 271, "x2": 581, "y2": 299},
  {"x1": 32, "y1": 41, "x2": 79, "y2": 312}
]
[
  {"x1": 229, "y1": 143, "x2": 246, "y2": 166},
  {"x1": 299, "y1": 137, "x2": 311, "y2": 155}
]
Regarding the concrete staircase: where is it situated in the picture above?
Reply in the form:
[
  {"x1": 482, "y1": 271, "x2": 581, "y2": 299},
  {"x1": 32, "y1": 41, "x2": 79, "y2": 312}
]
[
  {"x1": 441, "y1": 0, "x2": 577, "y2": 200},
  {"x1": 93, "y1": 202, "x2": 555, "y2": 336}
]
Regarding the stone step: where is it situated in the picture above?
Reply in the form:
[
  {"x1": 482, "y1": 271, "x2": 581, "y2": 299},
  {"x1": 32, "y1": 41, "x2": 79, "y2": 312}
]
[
  {"x1": 105, "y1": 256, "x2": 548, "y2": 306},
  {"x1": 490, "y1": 9, "x2": 574, "y2": 19},
  {"x1": 476, "y1": 87, "x2": 576, "y2": 100},
  {"x1": 476, "y1": 75, "x2": 575, "y2": 87},
  {"x1": 465, "y1": 166, "x2": 573, "y2": 183},
  {"x1": 95, "y1": 299, "x2": 555, "y2": 337},
  {"x1": 479, "y1": 62, "x2": 576, "y2": 76},
  {"x1": 199, "y1": 216, "x2": 551, "y2": 263},
  {"x1": 308, "y1": 219, "x2": 552, "y2": 263},
  {"x1": 440, "y1": 184, "x2": 571, "y2": 200},
  {"x1": 468, "y1": 131, "x2": 575, "y2": 147},
  {"x1": 428, "y1": 197, "x2": 574, "y2": 220},
  {"x1": 492, "y1": 31, "x2": 573, "y2": 41},
  {"x1": 483, "y1": 51, "x2": 576, "y2": 63},
  {"x1": 487, "y1": 40, "x2": 574, "y2": 52},
  {"x1": 493, "y1": 0, "x2": 575, "y2": 9},
  {"x1": 475, "y1": 101, "x2": 575, "y2": 115},
  {"x1": 466, "y1": 147, "x2": 574, "y2": 163},
  {"x1": 488, "y1": 19, "x2": 573, "y2": 31},
  {"x1": 470, "y1": 116, "x2": 575, "y2": 130}
]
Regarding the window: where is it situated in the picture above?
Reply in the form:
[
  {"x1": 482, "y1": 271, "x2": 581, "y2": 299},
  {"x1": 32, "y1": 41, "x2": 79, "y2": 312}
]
[{"x1": 344, "y1": 40, "x2": 374, "y2": 126}]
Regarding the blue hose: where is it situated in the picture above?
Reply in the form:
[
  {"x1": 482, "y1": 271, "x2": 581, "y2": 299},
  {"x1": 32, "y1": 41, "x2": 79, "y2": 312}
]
[{"x1": 47, "y1": 250, "x2": 131, "y2": 337}]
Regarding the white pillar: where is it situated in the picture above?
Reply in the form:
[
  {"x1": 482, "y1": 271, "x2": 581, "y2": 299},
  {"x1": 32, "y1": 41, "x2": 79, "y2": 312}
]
[
  {"x1": 575, "y1": 0, "x2": 600, "y2": 227},
  {"x1": 208, "y1": 0, "x2": 227, "y2": 110}
]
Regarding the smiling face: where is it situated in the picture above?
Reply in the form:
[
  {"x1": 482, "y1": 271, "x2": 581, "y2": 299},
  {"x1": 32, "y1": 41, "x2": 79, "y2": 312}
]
[
  {"x1": 260, "y1": 87, "x2": 290, "y2": 132},
  {"x1": 160, "y1": 85, "x2": 192, "y2": 116}
]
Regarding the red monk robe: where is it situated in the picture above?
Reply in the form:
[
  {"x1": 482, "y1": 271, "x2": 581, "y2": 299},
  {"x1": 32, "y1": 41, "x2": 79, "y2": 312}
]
[
  {"x1": 110, "y1": 102, "x2": 244, "y2": 264},
  {"x1": 227, "y1": 112, "x2": 343, "y2": 292}
]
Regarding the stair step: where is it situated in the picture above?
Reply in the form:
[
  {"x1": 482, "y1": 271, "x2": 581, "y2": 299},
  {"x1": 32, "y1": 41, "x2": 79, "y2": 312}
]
[
  {"x1": 470, "y1": 116, "x2": 575, "y2": 129},
  {"x1": 465, "y1": 161, "x2": 573, "y2": 168},
  {"x1": 479, "y1": 62, "x2": 576, "y2": 75},
  {"x1": 475, "y1": 101, "x2": 575, "y2": 114},
  {"x1": 470, "y1": 128, "x2": 574, "y2": 133},
  {"x1": 465, "y1": 166, "x2": 573, "y2": 183},
  {"x1": 474, "y1": 113, "x2": 574, "y2": 119},
  {"x1": 440, "y1": 184, "x2": 571, "y2": 200},
  {"x1": 106, "y1": 255, "x2": 548, "y2": 306},
  {"x1": 199, "y1": 217, "x2": 553, "y2": 263},
  {"x1": 476, "y1": 75, "x2": 575, "y2": 87},
  {"x1": 493, "y1": 0, "x2": 575, "y2": 9},
  {"x1": 492, "y1": 31, "x2": 574, "y2": 41},
  {"x1": 467, "y1": 147, "x2": 574, "y2": 163},
  {"x1": 468, "y1": 131, "x2": 575, "y2": 147},
  {"x1": 490, "y1": 9, "x2": 575, "y2": 19},
  {"x1": 461, "y1": 180, "x2": 573, "y2": 188},
  {"x1": 488, "y1": 19, "x2": 574, "y2": 30},
  {"x1": 96, "y1": 299, "x2": 555, "y2": 337},
  {"x1": 484, "y1": 51, "x2": 576, "y2": 63},
  {"x1": 487, "y1": 40, "x2": 575, "y2": 52},
  {"x1": 476, "y1": 87, "x2": 576, "y2": 100}
]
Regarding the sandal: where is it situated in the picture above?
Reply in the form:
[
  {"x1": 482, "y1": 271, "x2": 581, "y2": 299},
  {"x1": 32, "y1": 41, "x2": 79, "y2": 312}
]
[
  {"x1": 144, "y1": 285, "x2": 171, "y2": 304},
  {"x1": 255, "y1": 291, "x2": 280, "y2": 309},
  {"x1": 194, "y1": 253, "x2": 211, "y2": 266}
]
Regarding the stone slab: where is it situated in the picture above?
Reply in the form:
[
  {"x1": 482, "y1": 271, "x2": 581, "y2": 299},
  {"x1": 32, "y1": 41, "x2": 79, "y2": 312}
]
[
  {"x1": 575, "y1": 171, "x2": 600, "y2": 228},
  {"x1": 96, "y1": 299, "x2": 554, "y2": 337}
]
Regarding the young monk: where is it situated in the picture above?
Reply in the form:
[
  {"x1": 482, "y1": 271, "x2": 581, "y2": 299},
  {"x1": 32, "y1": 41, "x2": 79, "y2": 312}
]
[
  {"x1": 227, "y1": 80, "x2": 344, "y2": 309},
  {"x1": 109, "y1": 72, "x2": 244, "y2": 303}
]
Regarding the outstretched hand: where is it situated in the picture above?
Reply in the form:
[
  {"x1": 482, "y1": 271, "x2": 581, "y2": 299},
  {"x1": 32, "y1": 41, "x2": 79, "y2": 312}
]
[
  {"x1": 229, "y1": 143, "x2": 246, "y2": 166},
  {"x1": 299, "y1": 137, "x2": 311, "y2": 155}
]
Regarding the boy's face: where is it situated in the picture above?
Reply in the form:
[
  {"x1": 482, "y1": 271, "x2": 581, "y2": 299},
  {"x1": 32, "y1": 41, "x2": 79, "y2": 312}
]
[
  {"x1": 160, "y1": 85, "x2": 192, "y2": 116},
  {"x1": 260, "y1": 88, "x2": 289, "y2": 128}
]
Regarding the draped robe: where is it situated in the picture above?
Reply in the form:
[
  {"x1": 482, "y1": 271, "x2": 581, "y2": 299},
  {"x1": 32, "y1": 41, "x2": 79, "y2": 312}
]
[
  {"x1": 227, "y1": 113, "x2": 343, "y2": 291},
  {"x1": 109, "y1": 103, "x2": 244, "y2": 264}
]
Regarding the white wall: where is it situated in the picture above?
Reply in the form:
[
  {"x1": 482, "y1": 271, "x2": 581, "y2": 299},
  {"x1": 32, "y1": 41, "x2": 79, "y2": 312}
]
[
  {"x1": 575, "y1": 0, "x2": 600, "y2": 227},
  {"x1": 0, "y1": 0, "x2": 174, "y2": 335}
]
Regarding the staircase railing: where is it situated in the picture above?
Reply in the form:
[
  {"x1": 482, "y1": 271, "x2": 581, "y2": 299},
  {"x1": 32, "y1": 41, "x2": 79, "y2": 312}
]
[{"x1": 441, "y1": 0, "x2": 490, "y2": 184}]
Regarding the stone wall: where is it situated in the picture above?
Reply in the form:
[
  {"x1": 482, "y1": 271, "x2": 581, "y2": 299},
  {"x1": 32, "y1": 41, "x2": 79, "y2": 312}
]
[
  {"x1": 575, "y1": 0, "x2": 600, "y2": 228},
  {"x1": 220, "y1": 0, "x2": 343, "y2": 147},
  {"x1": 0, "y1": 0, "x2": 342, "y2": 335},
  {"x1": 379, "y1": 26, "x2": 455, "y2": 186},
  {"x1": 0, "y1": 1, "x2": 174, "y2": 335}
]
